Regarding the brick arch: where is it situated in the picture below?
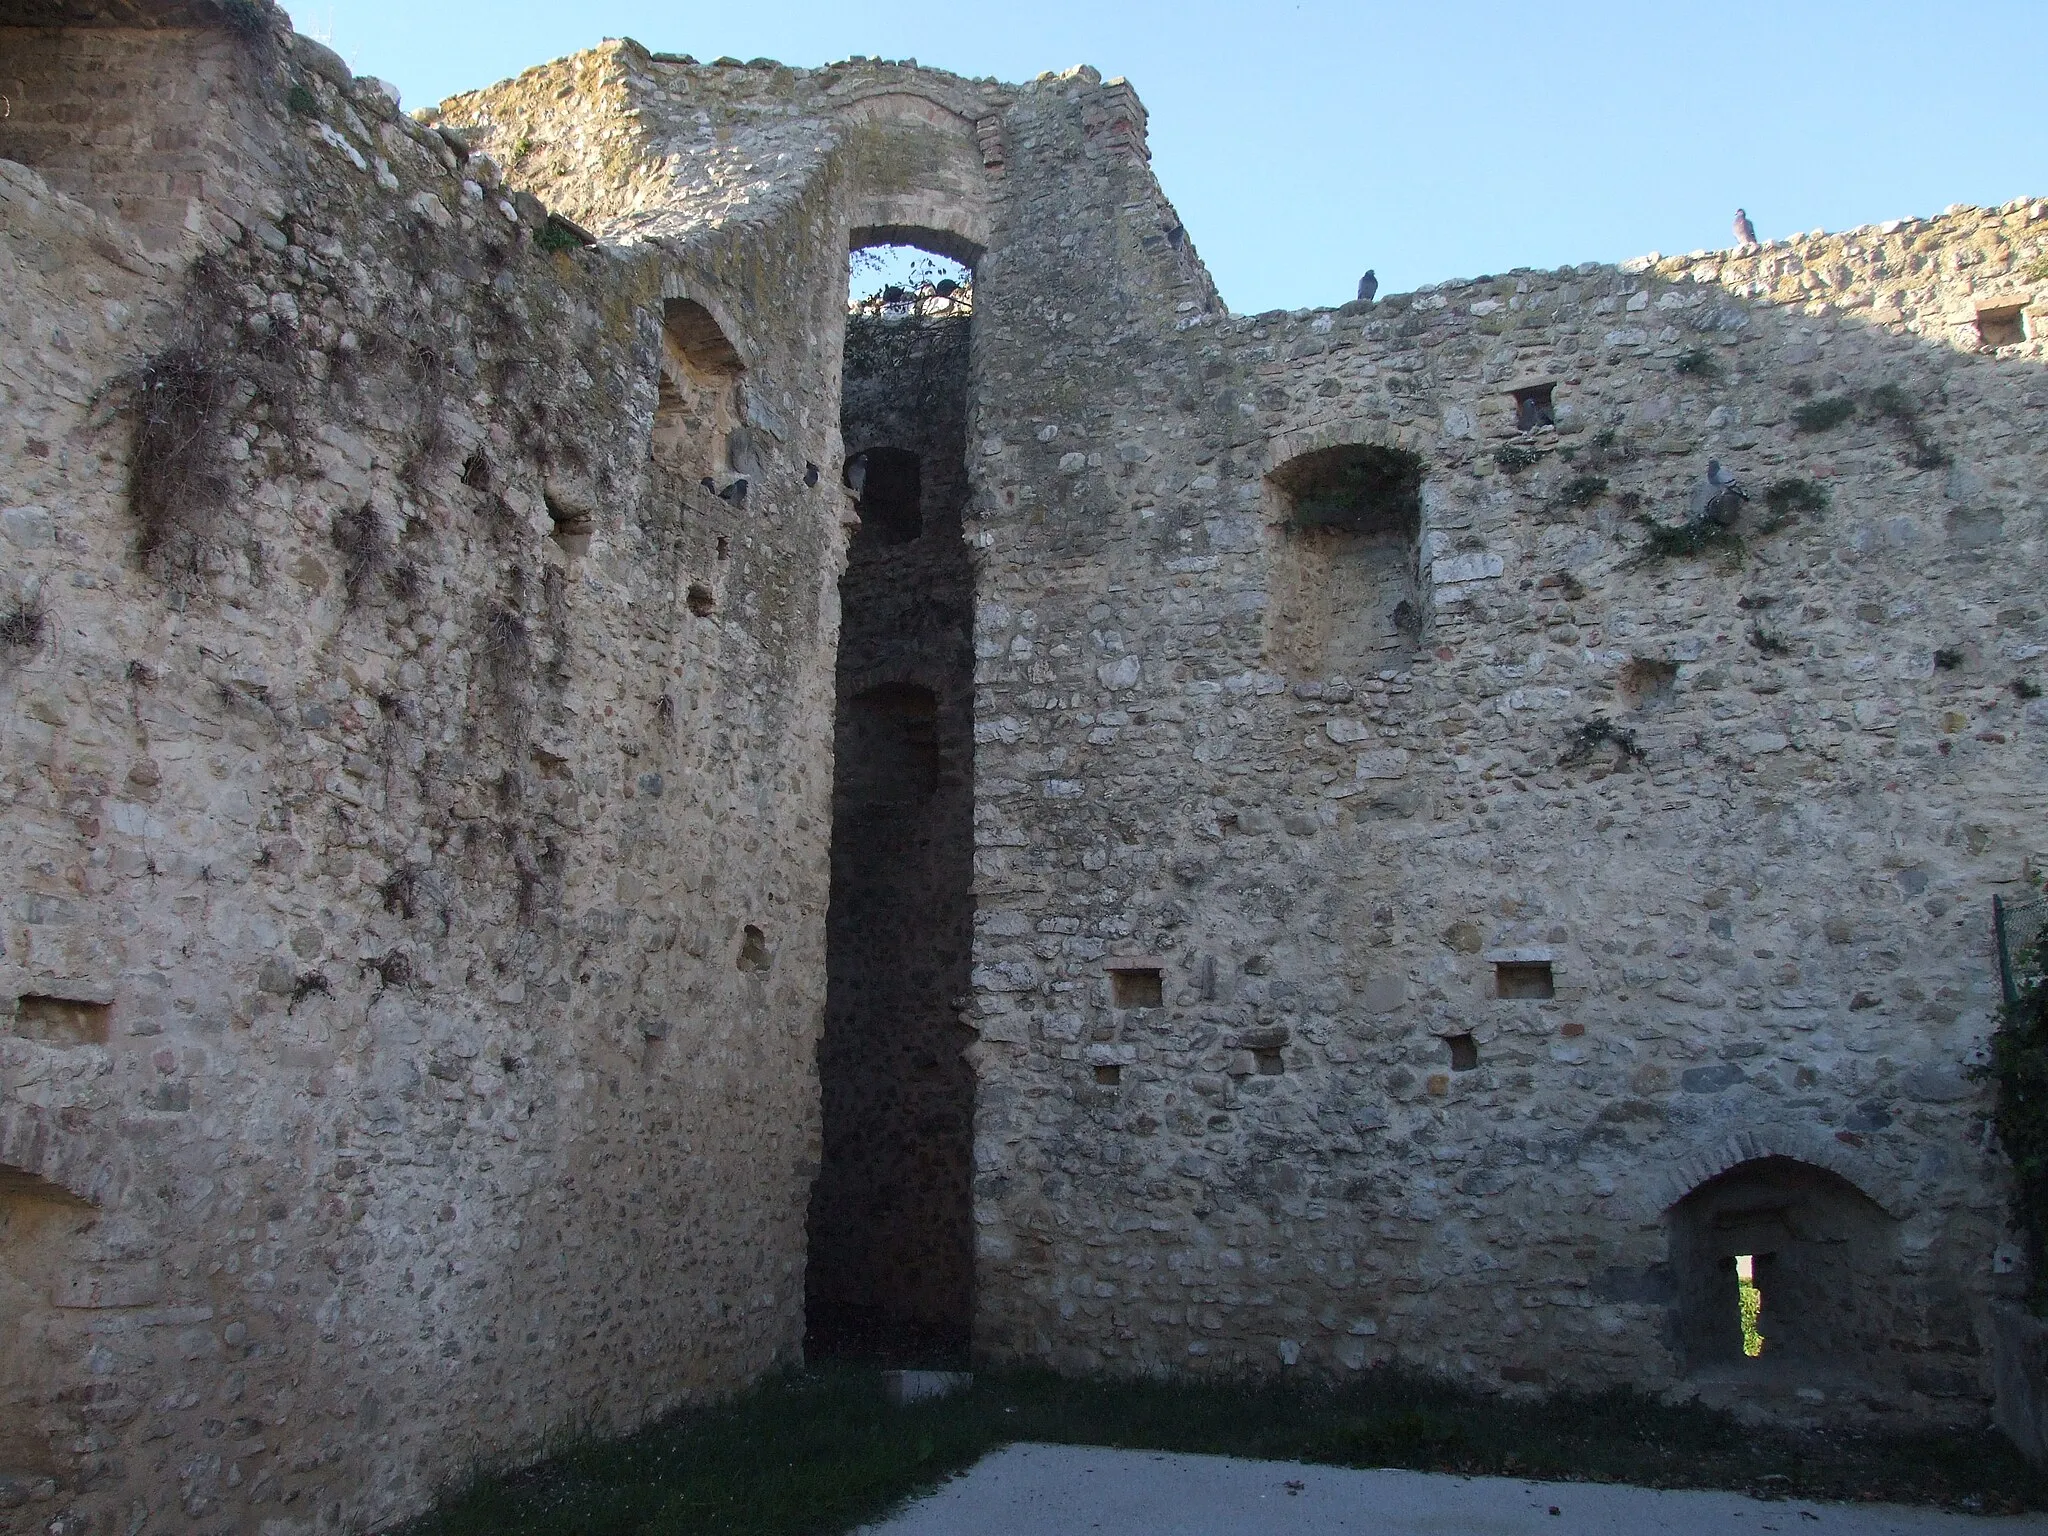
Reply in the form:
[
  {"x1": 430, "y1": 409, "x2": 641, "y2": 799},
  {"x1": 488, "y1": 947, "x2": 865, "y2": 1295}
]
[
  {"x1": 0, "y1": 1103, "x2": 123, "y2": 1210},
  {"x1": 1632, "y1": 1124, "x2": 1912, "y2": 1221},
  {"x1": 1264, "y1": 419, "x2": 1432, "y2": 480}
]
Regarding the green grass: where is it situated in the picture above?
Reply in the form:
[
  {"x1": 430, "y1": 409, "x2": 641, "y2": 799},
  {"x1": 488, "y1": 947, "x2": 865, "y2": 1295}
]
[{"x1": 398, "y1": 1364, "x2": 2048, "y2": 1535}]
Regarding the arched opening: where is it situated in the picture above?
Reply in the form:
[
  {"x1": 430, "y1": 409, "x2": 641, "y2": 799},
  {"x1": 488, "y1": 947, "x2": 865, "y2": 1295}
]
[
  {"x1": 651, "y1": 297, "x2": 744, "y2": 486},
  {"x1": 1264, "y1": 442, "x2": 1425, "y2": 675},
  {"x1": 805, "y1": 238, "x2": 977, "y2": 1364},
  {"x1": 849, "y1": 446, "x2": 923, "y2": 546},
  {"x1": 1667, "y1": 1156, "x2": 1943, "y2": 1408},
  {"x1": 1, "y1": 1165, "x2": 95, "y2": 1489}
]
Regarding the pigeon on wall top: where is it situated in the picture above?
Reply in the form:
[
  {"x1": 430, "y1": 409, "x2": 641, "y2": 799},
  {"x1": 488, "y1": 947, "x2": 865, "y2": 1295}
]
[
  {"x1": 1733, "y1": 209, "x2": 1759, "y2": 248},
  {"x1": 1357, "y1": 270, "x2": 1378, "y2": 304}
]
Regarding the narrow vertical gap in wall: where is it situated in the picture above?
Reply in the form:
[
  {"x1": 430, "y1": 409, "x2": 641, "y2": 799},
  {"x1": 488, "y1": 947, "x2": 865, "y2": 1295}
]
[{"x1": 806, "y1": 241, "x2": 977, "y2": 1366}]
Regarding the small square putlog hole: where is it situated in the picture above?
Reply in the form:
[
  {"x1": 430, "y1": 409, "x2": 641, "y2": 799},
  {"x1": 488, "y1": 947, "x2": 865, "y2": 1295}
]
[
  {"x1": 1253, "y1": 1046, "x2": 1285, "y2": 1076},
  {"x1": 1495, "y1": 961, "x2": 1554, "y2": 1000},
  {"x1": 1094, "y1": 1064, "x2": 1122, "y2": 1086},
  {"x1": 1512, "y1": 383, "x2": 1556, "y2": 432},
  {"x1": 1976, "y1": 305, "x2": 2027, "y2": 349},
  {"x1": 1111, "y1": 968, "x2": 1163, "y2": 1009},
  {"x1": 1447, "y1": 1033, "x2": 1480, "y2": 1072},
  {"x1": 10, "y1": 995, "x2": 112, "y2": 1045}
]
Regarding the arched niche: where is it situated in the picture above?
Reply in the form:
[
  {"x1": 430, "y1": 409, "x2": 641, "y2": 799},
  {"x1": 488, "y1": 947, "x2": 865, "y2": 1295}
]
[
  {"x1": 652, "y1": 295, "x2": 745, "y2": 481},
  {"x1": 2, "y1": 1162, "x2": 97, "y2": 1483},
  {"x1": 1667, "y1": 1156, "x2": 1901, "y2": 1380},
  {"x1": 1263, "y1": 439, "x2": 1427, "y2": 675}
]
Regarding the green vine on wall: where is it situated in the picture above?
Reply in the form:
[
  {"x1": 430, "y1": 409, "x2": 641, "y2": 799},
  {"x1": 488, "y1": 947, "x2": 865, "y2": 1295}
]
[{"x1": 1988, "y1": 905, "x2": 2048, "y2": 1307}]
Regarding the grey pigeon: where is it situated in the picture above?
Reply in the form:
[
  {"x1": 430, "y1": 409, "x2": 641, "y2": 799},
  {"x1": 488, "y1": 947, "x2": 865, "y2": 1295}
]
[
  {"x1": 718, "y1": 477, "x2": 748, "y2": 506},
  {"x1": 843, "y1": 451, "x2": 868, "y2": 498},
  {"x1": 1690, "y1": 458, "x2": 1749, "y2": 524},
  {"x1": 1733, "y1": 208, "x2": 1759, "y2": 248},
  {"x1": 1356, "y1": 269, "x2": 1378, "y2": 304}
]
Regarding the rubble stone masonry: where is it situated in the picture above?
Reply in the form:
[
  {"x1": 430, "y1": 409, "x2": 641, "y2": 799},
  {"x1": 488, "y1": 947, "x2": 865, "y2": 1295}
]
[{"x1": 0, "y1": 6, "x2": 2044, "y2": 1531}]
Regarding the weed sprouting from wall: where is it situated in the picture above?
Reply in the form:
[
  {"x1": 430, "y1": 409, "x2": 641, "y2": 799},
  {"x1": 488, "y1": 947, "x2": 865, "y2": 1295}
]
[
  {"x1": 1748, "y1": 623, "x2": 1791, "y2": 657},
  {"x1": 2016, "y1": 677, "x2": 2044, "y2": 702},
  {"x1": 0, "y1": 591, "x2": 47, "y2": 649},
  {"x1": 1865, "y1": 384, "x2": 1949, "y2": 469},
  {"x1": 1634, "y1": 512, "x2": 1744, "y2": 564},
  {"x1": 1763, "y1": 478, "x2": 1829, "y2": 520},
  {"x1": 1982, "y1": 895, "x2": 2048, "y2": 1303},
  {"x1": 1554, "y1": 475, "x2": 1608, "y2": 510},
  {"x1": 1934, "y1": 647, "x2": 1966, "y2": 671},
  {"x1": 1674, "y1": 348, "x2": 1719, "y2": 378},
  {"x1": 1561, "y1": 716, "x2": 1646, "y2": 767},
  {"x1": 1494, "y1": 442, "x2": 1542, "y2": 474},
  {"x1": 1791, "y1": 396, "x2": 1856, "y2": 433}
]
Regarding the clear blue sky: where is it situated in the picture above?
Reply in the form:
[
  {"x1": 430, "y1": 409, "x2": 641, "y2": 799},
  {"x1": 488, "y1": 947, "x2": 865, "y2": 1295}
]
[{"x1": 299, "y1": 0, "x2": 2048, "y2": 315}]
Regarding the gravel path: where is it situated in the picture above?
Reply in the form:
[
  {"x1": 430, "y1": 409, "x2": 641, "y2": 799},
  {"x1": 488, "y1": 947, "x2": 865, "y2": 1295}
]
[{"x1": 858, "y1": 1443, "x2": 2048, "y2": 1535}]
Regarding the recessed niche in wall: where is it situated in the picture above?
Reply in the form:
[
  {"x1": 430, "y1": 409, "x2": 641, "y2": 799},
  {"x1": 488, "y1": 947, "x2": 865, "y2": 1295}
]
[
  {"x1": 852, "y1": 446, "x2": 923, "y2": 545},
  {"x1": 652, "y1": 297, "x2": 744, "y2": 479},
  {"x1": 1495, "y1": 961, "x2": 1554, "y2": 999},
  {"x1": 1511, "y1": 383, "x2": 1556, "y2": 431},
  {"x1": 737, "y1": 924, "x2": 770, "y2": 972},
  {"x1": 1094, "y1": 1064, "x2": 1122, "y2": 1086},
  {"x1": 1618, "y1": 656, "x2": 1678, "y2": 708},
  {"x1": 1265, "y1": 443, "x2": 1425, "y2": 675},
  {"x1": 545, "y1": 494, "x2": 593, "y2": 557},
  {"x1": 837, "y1": 683, "x2": 940, "y2": 805},
  {"x1": 8, "y1": 995, "x2": 111, "y2": 1046},
  {"x1": 687, "y1": 583, "x2": 717, "y2": 617},
  {"x1": 1110, "y1": 967, "x2": 1164, "y2": 1009},
  {"x1": 1252, "y1": 1046, "x2": 1285, "y2": 1075},
  {"x1": 1976, "y1": 304, "x2": 2027, "y2": 349},
  {"x1": 1447, "y1": 1033, "x2": 1480, "y2": 1072}
]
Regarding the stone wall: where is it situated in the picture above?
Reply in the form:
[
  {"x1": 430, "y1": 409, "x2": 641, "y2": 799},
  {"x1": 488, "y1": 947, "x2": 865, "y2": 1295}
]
[
  {"x1": 0, "y1": 15, "x2": 280, "y2": 251},
  {"x1": 4, "y1": 15, "x2": 2047, "y2": 1530},
  {"x1": 963, "y1": 118, "x2": 2048, "y2": 1419},
  {"x1": 0, "y1": 15, "x2": 857, "y2": 1531}
]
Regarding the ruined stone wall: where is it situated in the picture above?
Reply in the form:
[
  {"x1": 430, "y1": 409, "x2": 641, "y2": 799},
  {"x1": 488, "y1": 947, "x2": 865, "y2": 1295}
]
[
  {"x1": 964, "y1": 145, "x2": 2048, "y2": 1421},
  {"x1": 0, "y1": 18, "x2": 281, "y2": 251},
  {"x1": 0, "y1": 16, "x2": 858, "y2": 1531},
  {"x1": 6, "y1": 17, "x2": 2048, "y2": 1529},
  {"x1": 807, "y1": 310, "x2": 977, "y2": 1356}
]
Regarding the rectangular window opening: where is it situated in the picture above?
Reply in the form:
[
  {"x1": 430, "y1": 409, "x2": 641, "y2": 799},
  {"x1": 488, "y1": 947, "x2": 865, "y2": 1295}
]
[
  {"x1": 1495, "y1": 960, "x2": 1554, "y2": 1000},
  {"x1": 1511, "y1": 383, "x2": 1556, "y2": 432},
  {"x1": 1447, "y1": 1033, "x2": 1479, "y2": 1072},
  {"x1": 9, "y1": 994, "x2": 112, "y2": 1045},
  {"x1": 1977, "y1": 305, "x2": 2027, "y2": 349},
  {"x1": 1736, "y1": 1253, "x2": 1764, "y2": 1359},
  {"x1": 1110, "y1": 968, "x2": 1163, "y2": 1009}
]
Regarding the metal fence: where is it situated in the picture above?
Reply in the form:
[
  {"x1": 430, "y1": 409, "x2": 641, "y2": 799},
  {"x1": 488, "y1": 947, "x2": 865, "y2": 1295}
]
[{"x1": 1996, "y1": 889, "x2": 2048, "y2": 1006}]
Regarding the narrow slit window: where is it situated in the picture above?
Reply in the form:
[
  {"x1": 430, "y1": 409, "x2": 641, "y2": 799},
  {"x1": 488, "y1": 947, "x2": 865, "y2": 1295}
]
[
  {"x1": 1495, "y1": 961, "x2": 1554, "y2": 999},
  {"x1": 1511, "y1": 383, "x2": 1556, "y2": 432},
  {"x1": 1110, "y1": 968, "x2": 1163, "y2": 1009},
  {"x1": 1736, "y1": 1253, "x2": 1764, "y2": 1358}
]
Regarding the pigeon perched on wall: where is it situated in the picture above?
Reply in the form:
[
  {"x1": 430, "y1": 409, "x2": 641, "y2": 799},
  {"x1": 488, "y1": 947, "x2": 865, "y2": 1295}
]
[
  {"x1": 843, "y1": 452, "x2": 868, "y2": 499},
  {"x1": 1356, "y1": 270, "x2": 1378, "y2": 304},
  {"x1": 1689, "y1": 458, "x2": 1750, "y2": 524},
  {"x1": 1733, "y1": 209, "x2": 1759, "y2": 248}
]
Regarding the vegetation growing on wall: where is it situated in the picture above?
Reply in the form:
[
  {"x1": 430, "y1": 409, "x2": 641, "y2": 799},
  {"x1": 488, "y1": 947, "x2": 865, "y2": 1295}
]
[{"x1": 1987, "y1": 904, "x2": 2048, "y2": 1306}]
